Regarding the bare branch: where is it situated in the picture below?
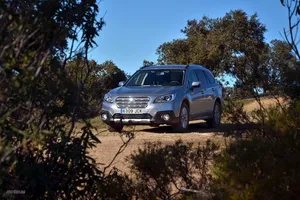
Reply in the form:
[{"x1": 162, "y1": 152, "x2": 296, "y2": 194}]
[
  {"x1": 62, "y1": 27, "x2": 79, "y2": 69},
  {"x1": 291, "y1": 19, "x2": 300, "y2": 30},
  {"x1": 103, "y1": 131, "x2": 134, "y2": 173},
  {"x1": 295, "y1": 23, "x2": 299, "y2": 42},
  {"x1": 282, "y1": 0, "x2": 300, "y2": 59}
]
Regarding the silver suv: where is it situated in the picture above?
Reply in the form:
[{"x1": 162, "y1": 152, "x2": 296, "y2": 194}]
[{"x1": 101, "y1": 64, "x2": 223, "y2": 132}]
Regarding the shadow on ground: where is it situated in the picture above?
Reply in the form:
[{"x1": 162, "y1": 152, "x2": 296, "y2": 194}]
[{"x1": 138, "y1": 122, "x2": 261, "y2": 134}]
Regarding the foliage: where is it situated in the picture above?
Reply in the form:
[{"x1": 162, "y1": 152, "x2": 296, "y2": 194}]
[
  {"x1": 253, "y1": 100, "x2": 300, "y2": 136},
  {"x1": 130, "y1": 4, "x2": 300, "y2": 200},
  {"x1": 264, "y1": 40, "x2": 300, "y2": 99},
  {"x1": 213, "y1": 98, "x2": 300, "y2": 200},
  {"x1": 156, "y1": 10, "x2": 300, "y2": 100},
  {"x1": 2, "y1": 121, "x2": 101, "y2": 199},
  {"x1": 213, "y1": 130, "x2": 300, "y2": 199},
  {"x1": 99, "y1": 60, "x2": 127, "y2": 90},
  {"x1": 280, "y1": 0, "x2": 300, "y2": 59},
  {"x1": 66, "y1": 58, "x2": 126, "y2": 118},
  {"x1": 209, "y1": 6, "x2": 300, "y2": 199},
  {"x1": 223, "y1": 86, "x2": 254, "y2": 100},
  {"x1": 1, "y1": 0, "x2": 299, "y2": 199},
  {"x1": 96, "y1": 168, "x2": 135, "y2": 200},
  {"x1": 157, "y1": 10, "x2": 267, "y2": 79},
  {"x1": 129, "y1": 140, "x2": 219, "y2": 200},
  {"x1": 143, "y1": 60, "x2": 155, "y2": 66},
  {"x1": 0, "y1": 0, "x2": 129, "y2": 199}
]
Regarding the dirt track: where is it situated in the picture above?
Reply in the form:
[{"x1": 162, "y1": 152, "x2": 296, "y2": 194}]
[
  {"x1": 90, "y1": 121, "x2": 258, "y2": 174},
  {"x1": 89, "y1": 97, "x2": 283, "y2": 174}
]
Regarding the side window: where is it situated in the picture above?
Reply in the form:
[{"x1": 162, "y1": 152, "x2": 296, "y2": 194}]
[
  {"x1": 188, "y1": 70, "x2": 199, "y2": 87},
  {"x1": 195, "y1": 70, "x2": 208, "y2": 86},
  {"x1": 204, "y1": 71, "x2": 216, "y2": 84}
]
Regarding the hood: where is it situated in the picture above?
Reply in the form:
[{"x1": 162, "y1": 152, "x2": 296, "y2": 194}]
[{"x1": 109, "y1": 86, "x2": 183, "y2": 97}]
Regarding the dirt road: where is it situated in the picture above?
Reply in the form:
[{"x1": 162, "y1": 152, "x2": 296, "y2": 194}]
[
  {"x1": 90, "y1": 121, "x2": 256, "y2": 174},
  {"x1": 89, "y1": 97, "x2": 282, "y2": 174}
]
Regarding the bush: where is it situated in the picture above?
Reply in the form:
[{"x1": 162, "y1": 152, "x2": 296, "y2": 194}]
[
  {"x1": 129, "y1": 140, "x2": 219, "y2": 200},
  {"x1": 0, "y1": 1, "x2": 130, "y2": 199},
  {"x1": 213, "y1": 101, "x2": 300, "y2": 200},
  {"x1": 213, "y1": 132, "x2": 300, "y2": 200},
  {"x1": 265, "y1": 101, "x2": 300, "y2": 135},
  {"x1": 1, "y1": 122, "x2": 102, "y2": 199},
  {"x1": 96, "y1": 168, "x2": 135, "y2": 200}
]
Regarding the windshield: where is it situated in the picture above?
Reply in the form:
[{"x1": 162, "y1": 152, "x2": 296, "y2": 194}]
[{"x1": 126, "y1": 69, "x2": 185, "y2": 86}]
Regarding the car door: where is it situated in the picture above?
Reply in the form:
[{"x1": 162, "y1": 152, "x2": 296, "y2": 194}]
[
  {"x1": 194, "y1": 69, "x2": 211, "y2": 117},
  {"x1": 203, "y1": 70, "x2": 218, "y2": 114},
  {"x1": 187, "y1": 70, "x2": 206, "y2": 119}
]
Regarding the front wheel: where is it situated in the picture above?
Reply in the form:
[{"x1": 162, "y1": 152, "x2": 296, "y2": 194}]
[
  {"x1": 107, "y1": 123, "x2": 123, "y2": 132},
  {"x1": 172, "y1": 103, "x2": 189, "y2": 132},
  {"x1": 206, "y1": 101, "x2": 221, "y2": 128}
]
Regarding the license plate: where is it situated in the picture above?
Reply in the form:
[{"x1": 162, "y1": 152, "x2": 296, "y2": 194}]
[{"x1": 120, "y1": 108, "x2": 143, "y2": 114}]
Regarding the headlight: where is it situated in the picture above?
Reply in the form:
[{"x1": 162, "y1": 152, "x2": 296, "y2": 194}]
[
  {"x1": 104, "y1": 94, "x2": 113, "y2": 103},
  {"x1": 154, "y1": 94, "x2": 175, "y2": 103}
]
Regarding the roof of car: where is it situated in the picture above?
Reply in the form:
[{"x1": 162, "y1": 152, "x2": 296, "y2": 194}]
[{"x1": 141, "y1": 64, "x2": 208, "y2": 71}]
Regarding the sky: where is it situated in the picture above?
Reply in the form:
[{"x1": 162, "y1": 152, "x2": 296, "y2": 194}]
[{"x1": 90, "y1": 0, "x2": 288, "y2": 75}]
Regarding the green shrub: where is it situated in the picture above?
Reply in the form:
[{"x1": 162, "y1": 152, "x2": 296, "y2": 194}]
[
  {"x1": 0, "y1": 1, "x2": 130, "y2": 199},
  {"x1": 96, "y1": 168, "x2": 135, "y2": 200},
  {"x1": 213, "y1": 132, "x2": 300, "y2": 200},
  {"x1": 213, "y1": 101, "x2": 300, "y2": 200},
  {"x1": 129, "y1": 140, "x2": 219, "y2": 200}
]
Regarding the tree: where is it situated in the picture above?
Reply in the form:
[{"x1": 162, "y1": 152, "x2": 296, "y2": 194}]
[
  {"x1": 280, "y1": 0, "x2": 300, "y2": 99},
  {"x1": 157, "y1": 39, "x2": 191, "y2": 65},
  {"x1": 142, "y1": 60, "x2": 155, "y2": 66},
  {"x1": 66, "y1": 59, "x2": 126, "y2": 118},
  {"x1": 124, "y1": 5, "x2": 300, "y2": 200},
  {"x1": 157, "y1": 10, "x2": 267, "y2": 83},
  {"x1": 263, "y1": 40, "x2": 300, "y2": 98},
  {"x1": 99, "y1": 60, "x2": 127, "y2": 89},
  {"x1": 0, "y1": 0, "x2": 127, "y2": 199},
  {"x1": 156, "y1": 10, "x2": 300, "y2": 99},
  {"x1": 280, "y1": 0, "x2": 300, "y2": 59}
]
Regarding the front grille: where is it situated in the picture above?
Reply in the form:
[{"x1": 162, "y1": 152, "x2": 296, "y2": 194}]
[
  {"x1": 113, "y1": 114, "x2": 152, "y2": 119},
  {"x1": 115, "y1": 97, "x2": 150, "y2": 108}
]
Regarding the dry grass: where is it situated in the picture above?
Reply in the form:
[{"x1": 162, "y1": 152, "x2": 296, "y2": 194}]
[{"x1": 244, "y1": 96, "x2": 286, "y2": 112}]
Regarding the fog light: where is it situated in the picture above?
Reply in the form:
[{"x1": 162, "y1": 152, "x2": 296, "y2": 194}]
[
  {"x1": 161, "y1": 114, "x2": 170, "y2": 121},
  {"x1": 101, "y1": 113, "x2": 108, "y2": 121}
]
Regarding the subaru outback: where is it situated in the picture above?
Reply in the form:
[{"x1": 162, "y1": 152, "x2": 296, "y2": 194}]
[{"x1": 101, "y1": 64, "x2": 223, "y2": 132}]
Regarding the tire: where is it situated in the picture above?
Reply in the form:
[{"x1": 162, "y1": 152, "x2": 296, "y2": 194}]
[
  {"x1": 206, "y1": 101, "x2": 221, "y2": 128},
  {"x1": 172, "y1": 103, "x2": 189, "y2": 132},
  {"x1": 107, "y1": 123, "x2": 123, "y2": 132}
]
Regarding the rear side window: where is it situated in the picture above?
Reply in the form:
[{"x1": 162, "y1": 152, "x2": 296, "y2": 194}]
[
  {"x1": 204, "y1": 71, "x2": 216, "y2": 84},
  {"x1": 195, "y1": 70, "x2": 208, "y2": 85}
]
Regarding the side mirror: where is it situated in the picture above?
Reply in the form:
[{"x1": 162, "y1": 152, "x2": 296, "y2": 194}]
[
  {"x1": 118, "y1": 81, "x2": 125, "y2": 87},
  {"x1": 191, "y1": 81, "x2": 201, "y2": 88}
]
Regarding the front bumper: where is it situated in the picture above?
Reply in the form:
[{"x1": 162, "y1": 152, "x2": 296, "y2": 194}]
[
  {"x1": 101, "y1": 101, "x2": 180, "y2": 125},
  {"x1": 101, "y1": 110, "x2": 178, "y2": 125}
]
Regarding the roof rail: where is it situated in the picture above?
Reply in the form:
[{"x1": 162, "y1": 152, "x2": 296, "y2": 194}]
[
  {"x1": 141, "y1": 65, "x2": 152, "y2": 69},
  {"x1": 185, "y1": 64, "x2": 190, "y2": 69}
]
